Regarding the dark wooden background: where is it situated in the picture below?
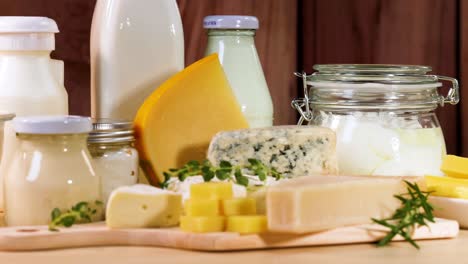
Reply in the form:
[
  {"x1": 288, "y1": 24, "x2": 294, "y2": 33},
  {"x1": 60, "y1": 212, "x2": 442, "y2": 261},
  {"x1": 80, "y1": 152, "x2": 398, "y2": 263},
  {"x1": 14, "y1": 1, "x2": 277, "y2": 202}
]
[{"x1": 0, "y1": 0, "x2": 466, "y2": 155}]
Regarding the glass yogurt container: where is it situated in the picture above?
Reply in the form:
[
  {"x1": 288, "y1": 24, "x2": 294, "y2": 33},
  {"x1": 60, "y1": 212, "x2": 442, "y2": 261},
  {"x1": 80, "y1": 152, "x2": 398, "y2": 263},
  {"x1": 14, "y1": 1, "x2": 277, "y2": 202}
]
[{"x1": 292, "y1": 65, "x2": 459, "y2": 176}]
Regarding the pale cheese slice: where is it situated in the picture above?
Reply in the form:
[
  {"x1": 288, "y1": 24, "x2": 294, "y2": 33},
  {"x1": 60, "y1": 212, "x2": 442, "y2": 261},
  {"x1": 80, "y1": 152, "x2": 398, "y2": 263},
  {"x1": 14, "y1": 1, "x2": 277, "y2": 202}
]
[
  {"x1": 266, "y1": 175, "x2": 423, "y2": 233},
  {"x1": 106, "y1": 184, "x2": 182, "y2": 228}
]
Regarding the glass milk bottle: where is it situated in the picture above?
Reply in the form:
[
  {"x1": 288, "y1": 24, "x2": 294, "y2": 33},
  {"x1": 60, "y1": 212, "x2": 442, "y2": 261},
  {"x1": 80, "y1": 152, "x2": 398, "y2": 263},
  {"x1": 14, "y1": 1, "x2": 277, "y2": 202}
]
[
  {"x1": 4, "y1": 116, "x2": 101, "y2": 226},
  {"x1": 204, "y1": 16, "x2": 274, "y2": 127},
  {"x1": 0, "y1": 17, "x2": 69, "y2": 212}
]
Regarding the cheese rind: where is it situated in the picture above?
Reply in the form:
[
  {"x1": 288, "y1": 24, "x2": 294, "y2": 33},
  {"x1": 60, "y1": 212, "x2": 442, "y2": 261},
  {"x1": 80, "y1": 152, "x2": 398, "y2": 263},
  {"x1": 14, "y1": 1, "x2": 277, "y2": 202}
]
[
  {"x1": 226, "y1": 215, "x2": 267, "y2": 234},
  {"x1": 180, "y1": 216, "x2": 225, "y2": 233},
  {"x1": 441, "y1": 155, "x2": 468, "y2": 179},
  {"x1": 106, "y1": 184, "x2": 182, "y2": 228},
  {"x1": 207, "y1": 126, "x2": 338, "y2": 177},
  {"x1": 266, "y1": 176, "x2": 420, "y2": 233}
]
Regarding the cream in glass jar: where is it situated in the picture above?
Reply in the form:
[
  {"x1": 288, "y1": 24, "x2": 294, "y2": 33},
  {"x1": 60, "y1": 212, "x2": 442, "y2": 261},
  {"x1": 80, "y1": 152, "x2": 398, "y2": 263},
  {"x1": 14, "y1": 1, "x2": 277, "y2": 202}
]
[
  {"x1": 88, "y1": 120, "x2": 138, "y2": 205},
  {"x1": 4, "y1": 116, "x2": 101, "y2": 226},
  {"x1": 204, "y1": 16, "x2": 274, "y2": 127},
  {"x1": 292, "y1": 65, "x2": 459, "y2": 176}
]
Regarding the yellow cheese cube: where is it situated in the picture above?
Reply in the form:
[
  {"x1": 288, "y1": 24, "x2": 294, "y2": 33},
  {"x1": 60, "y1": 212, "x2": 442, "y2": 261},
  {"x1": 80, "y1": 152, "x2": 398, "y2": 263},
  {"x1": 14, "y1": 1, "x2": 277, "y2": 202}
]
[
  {"x1": 226, "y1": 215, "x2": 268, "y2": 234},
  {"x1": 184, "y1": 199, "x2": 220, "y2": 216},
  {"x1": 190, "y1": 182, "x2": 233, "y2": 201},
  {"x1": 222, "y1": 198, "x2": 256, "y2": 216},
  {"x1": 441, "y1": 155, "x2": 468, "y2": 179},
  {"x1": 180, "y1": 216, "x2": 225, "y2": 233},
  {"x1": 425, "y1": 175, "x2": 468, "y2": 199}
]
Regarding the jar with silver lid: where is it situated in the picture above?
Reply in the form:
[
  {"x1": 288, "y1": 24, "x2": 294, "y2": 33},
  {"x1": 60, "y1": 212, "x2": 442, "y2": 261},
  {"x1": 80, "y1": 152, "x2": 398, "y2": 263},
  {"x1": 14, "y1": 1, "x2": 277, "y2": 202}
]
[
  {"x1": 88, "y1": 119, "x2": 138, "y2": 205},
  {"x1": 292, "y1": 65, "x2": 459, "y2": 177}
]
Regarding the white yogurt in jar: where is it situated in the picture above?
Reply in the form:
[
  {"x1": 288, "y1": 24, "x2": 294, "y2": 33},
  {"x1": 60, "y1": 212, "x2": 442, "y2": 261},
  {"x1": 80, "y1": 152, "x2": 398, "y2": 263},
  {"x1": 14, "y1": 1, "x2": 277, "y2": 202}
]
[{"x1": 321, "y1": 112, "x2": 446, "y2": 176}]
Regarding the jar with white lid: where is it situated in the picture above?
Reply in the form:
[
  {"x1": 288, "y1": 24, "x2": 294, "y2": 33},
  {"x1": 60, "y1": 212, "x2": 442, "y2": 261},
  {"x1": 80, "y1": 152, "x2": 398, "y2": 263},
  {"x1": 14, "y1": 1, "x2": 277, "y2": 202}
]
[
  {"x1": 4, "y1": 116, "x2": 101, "y2": 226},
  {"x1": 204, "y1": 15, "x2": 274, "y2": 127},
  {"x1": 292, "y1": 65, "x2": 459, "y2": 176},
  {"x1": 88, "y1": 120, "x2": 138, "y2": 205},
  {"x1": 0, "y1": 16, "x2": 69, "y2": 212}
]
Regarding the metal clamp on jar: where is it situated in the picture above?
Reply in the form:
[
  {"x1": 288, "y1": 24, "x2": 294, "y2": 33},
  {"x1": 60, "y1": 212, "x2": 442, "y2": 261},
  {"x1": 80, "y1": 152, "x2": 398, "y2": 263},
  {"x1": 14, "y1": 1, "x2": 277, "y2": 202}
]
[
  {"x1": 292, "y1": 65, "x2": 459, "y2": 176},
  {"x1": 88, "y1": 120, "x2": 139, "y2": 205}
]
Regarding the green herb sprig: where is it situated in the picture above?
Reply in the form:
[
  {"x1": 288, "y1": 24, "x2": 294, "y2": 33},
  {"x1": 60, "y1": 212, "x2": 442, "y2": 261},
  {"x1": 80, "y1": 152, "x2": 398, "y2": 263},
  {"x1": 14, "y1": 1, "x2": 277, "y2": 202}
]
[
  {"x1": 48, "y1": 200, "x2": 103, "y2": 231},
  {"x1": 161, "y1": 159, "x2": 282, "y2": 188},
  {"x1": 372, "y1": 181, "x2": 435, "y2": 249}
]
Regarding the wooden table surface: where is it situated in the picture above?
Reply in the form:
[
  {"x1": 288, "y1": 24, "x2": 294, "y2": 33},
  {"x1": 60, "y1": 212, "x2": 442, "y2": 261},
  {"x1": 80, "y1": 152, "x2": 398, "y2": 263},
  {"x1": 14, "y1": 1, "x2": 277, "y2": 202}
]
[{"x1": 0, "y1": 230, "x2": 466, "y2": 264}]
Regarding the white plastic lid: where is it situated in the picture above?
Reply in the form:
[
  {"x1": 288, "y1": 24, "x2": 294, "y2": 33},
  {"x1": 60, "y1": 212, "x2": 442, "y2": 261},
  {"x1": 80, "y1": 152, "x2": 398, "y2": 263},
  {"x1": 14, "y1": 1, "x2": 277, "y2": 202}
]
[
  {"x1": 203, "y1": 16, "x2": 259, "y2": 29},
  {"x1": 13, "y1": 116, "x2": 92, "y2": 134},
  {"x1": 0, "y1": 16, "x2": 59, "y2": 50}
]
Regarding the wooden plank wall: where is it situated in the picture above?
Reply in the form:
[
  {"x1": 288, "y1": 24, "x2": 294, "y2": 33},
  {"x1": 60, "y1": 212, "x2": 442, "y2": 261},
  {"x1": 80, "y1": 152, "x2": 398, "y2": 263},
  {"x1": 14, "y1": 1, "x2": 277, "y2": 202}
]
[{"x1": 0, "y1": 0, "x2": 464, "y2": 155}]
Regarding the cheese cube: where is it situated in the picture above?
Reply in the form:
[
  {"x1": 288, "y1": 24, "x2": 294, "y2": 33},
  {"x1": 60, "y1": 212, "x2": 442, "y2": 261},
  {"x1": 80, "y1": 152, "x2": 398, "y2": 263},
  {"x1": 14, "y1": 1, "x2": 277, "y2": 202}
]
[
  {"x1": 184, "y1": 199, "x2": 221, "y2": 216},
  {"x1": 222, "y1": 198, "x2": 257, "y2": 216},
  {"x1": 226, "y1": 215, "x2": 268, "y2": 234},
  {"x1": 266, "y1": 176, "x2": 420, "y2": 233},
  {"x1": 190, "y1": 182, "x2": 233, "y2": 201},
  {"x1": 222, "y1": 198, "x2": 256, "y2": 216},
  {"x1": 106, "y1": 184, "x2": 182, "y2": 228},
  {"x1": 207, "y1": 126, "x2": 338, "y2": 177},
  {"x1": 425, "y1": 175, "x2": 468, "y2": 199},
  {"x1": 180, "y1": 216, "x2": 225, "y2": 233},
  {"x1": 441, "y1": 155, "x2": 468, "y2": 179}
]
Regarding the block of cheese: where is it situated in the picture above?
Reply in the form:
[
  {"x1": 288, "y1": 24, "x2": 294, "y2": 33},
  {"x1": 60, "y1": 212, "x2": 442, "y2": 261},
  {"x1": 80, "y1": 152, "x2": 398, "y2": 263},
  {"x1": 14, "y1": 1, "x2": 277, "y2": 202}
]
[
  {"x1": 184, "y1": 199, "x2": 220, "y2": 216},
  {"x1": 106, "y1": 184, "x2": 182, "y2": 228},
  {"x1": 266, "y1": 176, "x2": 422, "y2": 233},
  {"x1": 134, "y1": 54, "x2": 249, "y2": 185},
  {"x1": 207, "y1": 126, "x2": 338, "y2": 177},
  {"x1": 180, "y1": 216, "x2": 225, "y2": 233},
  {"x1": 425, "y1": 175, "x2": 468, "y2": 199},
  {"x1": 226, "y1": 215, "x2": 268, "y2": 234},
  {"x1": 441, "y1": 155, "x2": 468, "y2": 179},
  {"x1": 190, "y1": 182, "x2": 233, "y2": 201},
  {"x1": 222, "y1": 198, "x2": 256, "y2": 216}
]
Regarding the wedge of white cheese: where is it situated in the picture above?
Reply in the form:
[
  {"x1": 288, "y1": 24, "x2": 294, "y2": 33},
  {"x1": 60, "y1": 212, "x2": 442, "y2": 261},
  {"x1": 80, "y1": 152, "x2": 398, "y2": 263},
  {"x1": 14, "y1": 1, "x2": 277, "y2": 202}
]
[
  {"x1": 106, "y1": 184, "x2": 182, "y2": 228},
  {"x1": 207, "y1": 126, "x2": 338, "y2": 177},
  {"x1": 266, "y1": 175, "x2": 424, "y2": 233}
]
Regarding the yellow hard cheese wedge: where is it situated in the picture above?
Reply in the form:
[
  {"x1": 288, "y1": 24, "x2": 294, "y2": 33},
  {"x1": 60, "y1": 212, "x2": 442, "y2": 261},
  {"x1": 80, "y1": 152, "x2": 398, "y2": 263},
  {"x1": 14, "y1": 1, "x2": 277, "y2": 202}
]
[
  {"x1": 226, "y1": 215, "x2": 268, "y2": 234},
  {"x1": 222, "y1": 198, "x2": 256, "y2": 216},
  {"x1": 180, "y1": 216, "x2": 225, "y2": 233},
  {"x1": 106, "y1": 184, "x2": 182, "y2": 228},
  {"x1": 190, "y1": 182, "x2": 233, "y2": 201},
  {"x1": 441, "y1": 155, "x2": 468, "y2": 179},
  {"x1": 184, "y1": 199, "x2": 220, "y2": 216},
  {"x1": 134, "y1": 54, "x2": 249, "y2": 185},
  {"x1": 425, "y1": 175, "x2": 468, "y2": 199}
]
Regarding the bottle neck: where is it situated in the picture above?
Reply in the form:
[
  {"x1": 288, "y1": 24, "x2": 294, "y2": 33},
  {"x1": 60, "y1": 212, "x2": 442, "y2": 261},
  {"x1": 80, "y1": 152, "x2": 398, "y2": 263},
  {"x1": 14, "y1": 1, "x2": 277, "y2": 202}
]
[
  {"x1": 17, "y1": 134, "x2": 89, "y2": 150},
  {"x1": 207, "y1": 29, "x2": 256, "y2": 38}
]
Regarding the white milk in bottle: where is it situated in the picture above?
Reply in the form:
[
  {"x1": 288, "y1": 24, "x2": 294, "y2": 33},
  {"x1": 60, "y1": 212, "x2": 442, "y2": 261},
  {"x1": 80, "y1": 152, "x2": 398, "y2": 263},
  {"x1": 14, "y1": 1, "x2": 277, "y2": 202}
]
[
  {"x1": 91, "y1": 0, "x2": 184, "y2": 120},
  {"x1": 0, "y1": 17, "x2": 69, "y2": 211},
  {"x1": 204, "y1": 16, "x2": 274, "y2": 127}
]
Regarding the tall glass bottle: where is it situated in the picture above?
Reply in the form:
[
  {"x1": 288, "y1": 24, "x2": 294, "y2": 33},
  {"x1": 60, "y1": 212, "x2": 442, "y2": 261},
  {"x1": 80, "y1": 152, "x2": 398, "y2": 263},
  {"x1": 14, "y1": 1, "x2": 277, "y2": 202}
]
[{"x1": 204, "y1": 16, "x2": 274, "y2": 128}]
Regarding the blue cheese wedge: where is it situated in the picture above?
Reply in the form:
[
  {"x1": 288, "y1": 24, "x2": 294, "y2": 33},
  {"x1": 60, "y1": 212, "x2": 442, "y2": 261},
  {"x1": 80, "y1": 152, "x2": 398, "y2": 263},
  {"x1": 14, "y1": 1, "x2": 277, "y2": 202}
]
[
  {"x1": 106, "y1": 184, "x2": 182, "y2": 228},
  {"x1": 207, "y1": 126, "x2": 338, "y2": 177}
]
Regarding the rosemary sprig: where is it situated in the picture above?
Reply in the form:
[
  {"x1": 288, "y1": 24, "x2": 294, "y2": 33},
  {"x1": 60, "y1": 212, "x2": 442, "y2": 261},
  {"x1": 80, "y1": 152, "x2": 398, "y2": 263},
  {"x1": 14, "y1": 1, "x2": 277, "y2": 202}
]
[
  {"x1": 372, "y1": 180, "x2": 435, "y2": 249},
  {"x1": 161, "y1": 159, "x2": 282, "y2": 188},
  {"x1": 48, "y1": 200, "x2": 103, "y2": 231}
]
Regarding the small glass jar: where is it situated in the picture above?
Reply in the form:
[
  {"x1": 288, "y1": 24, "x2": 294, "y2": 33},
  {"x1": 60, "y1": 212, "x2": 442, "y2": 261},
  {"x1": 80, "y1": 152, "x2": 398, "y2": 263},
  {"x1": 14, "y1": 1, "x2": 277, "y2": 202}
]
[
  {"x1": 203, "y1": 15, "x2": 274, "y2": 127},
  {"x1": 88, "y1": 120, "x2": 138, "y2": 205},
  {"x1": 292, "y1": 65, "x2": 459, "y2": 176},
  {"x1": 4, "y1": 116, "x2": 101, "y2": 226}
]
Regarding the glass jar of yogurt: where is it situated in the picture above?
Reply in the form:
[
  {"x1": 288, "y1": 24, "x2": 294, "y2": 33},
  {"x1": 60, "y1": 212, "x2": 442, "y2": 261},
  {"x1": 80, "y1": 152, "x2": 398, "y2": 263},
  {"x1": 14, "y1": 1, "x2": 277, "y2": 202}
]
[
  {"x1": 4, "y1": 116, "x2": 101, "y2": 226},
  {"x1": 88, "y1": 120, "x2": 138, "y2": 205},
  {"x1": 292, "y1": 65, "x2": 459, "y2": 176}
]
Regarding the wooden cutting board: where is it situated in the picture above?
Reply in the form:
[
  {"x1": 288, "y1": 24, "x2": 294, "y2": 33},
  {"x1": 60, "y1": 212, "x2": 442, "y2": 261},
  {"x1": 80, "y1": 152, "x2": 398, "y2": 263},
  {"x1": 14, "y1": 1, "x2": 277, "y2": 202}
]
[{"x1": 0, "y1": 218, "x2": 459, "y2": 251}]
